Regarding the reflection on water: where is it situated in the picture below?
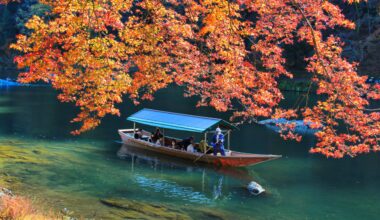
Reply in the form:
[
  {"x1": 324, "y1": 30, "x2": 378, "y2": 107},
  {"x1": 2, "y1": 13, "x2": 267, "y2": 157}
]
[
  {"x1": 134, "y1": 175, "x2": 213, "y2": 204},
  {"x1": 117, "y1": 144, "x2": 257, "y2": 205},
  {"x1": 1, "y1": 87, "x2": 380, "y2": 219},
  {"x1": 0, "y1": 97, "x2": 16, "y2": 114},
  {"x1": 121, "y1": 147, "x2": 217, "y2": 205}
]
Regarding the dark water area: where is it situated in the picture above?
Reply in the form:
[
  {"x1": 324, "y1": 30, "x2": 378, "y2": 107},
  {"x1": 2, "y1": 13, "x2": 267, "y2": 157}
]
[{"x1": 1, "y1": 86, "x2": 380, "y2": 219}]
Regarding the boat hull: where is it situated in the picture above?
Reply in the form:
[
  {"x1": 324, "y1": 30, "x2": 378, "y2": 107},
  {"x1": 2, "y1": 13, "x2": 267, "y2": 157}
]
[{"x1": 118, "y1": 129, "x2": 281, "y2": 167}]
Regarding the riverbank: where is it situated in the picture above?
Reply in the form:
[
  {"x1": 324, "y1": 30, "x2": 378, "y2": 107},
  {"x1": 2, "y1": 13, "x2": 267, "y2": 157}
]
[{"x1": 0, "y1": 135, "x2": 240, "y2": 219}]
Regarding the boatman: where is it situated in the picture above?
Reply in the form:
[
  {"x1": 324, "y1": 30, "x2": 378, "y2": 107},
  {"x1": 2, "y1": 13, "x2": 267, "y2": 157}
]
[{"x1": 211, "y1": 127, "x2": 225, "y2": 156}]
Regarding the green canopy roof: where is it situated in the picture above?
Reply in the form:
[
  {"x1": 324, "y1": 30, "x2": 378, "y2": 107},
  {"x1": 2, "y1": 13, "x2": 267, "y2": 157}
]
[{"x1": 127, "y1": 108, "x2": 237, "y2": 133}]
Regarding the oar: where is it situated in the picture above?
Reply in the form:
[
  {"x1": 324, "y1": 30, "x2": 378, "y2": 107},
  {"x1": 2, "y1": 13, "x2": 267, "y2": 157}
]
[{"x1": 193, "y1": 147, "x2": 212, "y2": 163}]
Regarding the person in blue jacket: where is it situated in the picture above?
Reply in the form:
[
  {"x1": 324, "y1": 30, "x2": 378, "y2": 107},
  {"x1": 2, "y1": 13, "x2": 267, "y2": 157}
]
[{"x1": 211, "y1": 127, "x2": 225, "y2": 156}]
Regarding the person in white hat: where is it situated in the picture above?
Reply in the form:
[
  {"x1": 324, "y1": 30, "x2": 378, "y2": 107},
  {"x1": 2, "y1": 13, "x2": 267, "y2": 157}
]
[{"x1": 211, "y1": 127, "x2": 225, "y2": 156}]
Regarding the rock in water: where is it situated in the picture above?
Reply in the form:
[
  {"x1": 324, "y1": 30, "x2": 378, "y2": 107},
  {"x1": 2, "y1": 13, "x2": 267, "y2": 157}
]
[
  {"x1": 100, "y1": 198, "x2": 192, "y2": 220},
  {"x1": 258, "y1": 118, "x2": 320, "y2": 135},
  {"x1": 247, "y1": 181, "x2": 265, "y2": 196}
]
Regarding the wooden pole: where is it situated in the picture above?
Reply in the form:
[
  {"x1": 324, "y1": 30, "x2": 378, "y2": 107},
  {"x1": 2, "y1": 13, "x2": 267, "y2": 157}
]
[
  {"x1": 204, "y1": 132, "x2": 208, "y2": 153},
  {"x1": 194, "y1": 147, "x2": 212, "y2": 163},
  {"x1": 194, "y1": 131, "x2": 211, "y2": 163}
]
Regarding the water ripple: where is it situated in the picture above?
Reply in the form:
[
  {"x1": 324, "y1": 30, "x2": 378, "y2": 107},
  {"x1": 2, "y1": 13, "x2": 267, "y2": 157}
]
[{"x1": 134, "y1": 175, "x2": 212, "y2": 204}]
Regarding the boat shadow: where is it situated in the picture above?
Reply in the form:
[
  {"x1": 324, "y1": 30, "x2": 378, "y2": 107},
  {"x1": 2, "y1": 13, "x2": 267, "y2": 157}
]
[{"x1": 117, "y1": 144, "x2": 256, "y2": 183}]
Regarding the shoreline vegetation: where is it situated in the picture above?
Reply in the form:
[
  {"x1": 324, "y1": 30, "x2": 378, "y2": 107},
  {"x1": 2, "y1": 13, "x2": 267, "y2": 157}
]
[{"x1": 0, "y1": 187, "x2": 63, "y2": 219}]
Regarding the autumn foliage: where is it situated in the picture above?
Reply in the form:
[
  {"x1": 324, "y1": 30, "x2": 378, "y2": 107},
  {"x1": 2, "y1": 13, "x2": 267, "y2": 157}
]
[{"x1": 1, "y1": 0, "x2": 379, "y2": 158}]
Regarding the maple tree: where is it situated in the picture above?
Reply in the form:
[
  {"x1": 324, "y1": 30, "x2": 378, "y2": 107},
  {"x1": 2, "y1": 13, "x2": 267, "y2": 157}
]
[{"x1": 1, "y1": 0, "x2": 379, "y2": 158}]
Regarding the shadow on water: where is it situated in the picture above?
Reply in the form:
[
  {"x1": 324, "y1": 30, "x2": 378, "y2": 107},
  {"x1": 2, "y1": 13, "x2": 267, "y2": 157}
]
[{"x1": 117, "y1": 144, "x2": 255, "y2": 181}]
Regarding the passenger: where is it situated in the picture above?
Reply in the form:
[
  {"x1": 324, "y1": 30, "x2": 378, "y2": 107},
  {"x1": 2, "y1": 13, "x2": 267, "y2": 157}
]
[
  {"x1": 211, "y1": 127, "x2": 225, "y2": 156},
  {"x1": 134, "y1": 128, "x2": 143, "y2": 139},
  {"x1": 151, "y1": 128, "x2": 163, "y2": 143},
  {"x1": 187, "y1": 143, "x2": 195, "y2": 153},
  {"x1": 179, "y1": 136, "x2": 194, "y2": 151},
  {"x1": 170, "y1": 140, "x2": 176, "y2": 149},
  {"x1": 199, "y1": 139, "x2": 210, "y2": 153},
  {"x1": 155, "y1": 139, "x2": 161, "y2": 146}
]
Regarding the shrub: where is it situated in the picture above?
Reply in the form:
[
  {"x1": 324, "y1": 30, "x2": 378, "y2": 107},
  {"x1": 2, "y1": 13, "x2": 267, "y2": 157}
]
[{"x1": 0, "y1": 195, "x2": 59, "y2": 220}]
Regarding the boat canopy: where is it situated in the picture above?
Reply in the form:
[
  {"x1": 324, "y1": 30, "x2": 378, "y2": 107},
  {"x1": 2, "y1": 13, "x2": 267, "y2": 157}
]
[{"x1": 127, "y1": 108, "x2": 237, "y2": 133}]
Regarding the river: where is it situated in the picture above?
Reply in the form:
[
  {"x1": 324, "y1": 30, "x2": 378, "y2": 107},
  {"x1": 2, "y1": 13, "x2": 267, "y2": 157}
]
[{"x1": 0, "y1": 86, "x2": 379, "y2": 219}]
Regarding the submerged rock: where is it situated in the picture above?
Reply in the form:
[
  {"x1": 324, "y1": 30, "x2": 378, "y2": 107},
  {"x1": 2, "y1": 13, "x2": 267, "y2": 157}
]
[
  {"x1": 100, "y1": 198, "x2": 191, "y2": 220},
  {"x1": 186, "y1": 208, "x2": 229, "y2": 220},
  {"x1": 0, "y1": 172, "x2": 22, "y2": 189},
  {"x1": 100, "y1": 198, "x2": 232, "y2": 220}
]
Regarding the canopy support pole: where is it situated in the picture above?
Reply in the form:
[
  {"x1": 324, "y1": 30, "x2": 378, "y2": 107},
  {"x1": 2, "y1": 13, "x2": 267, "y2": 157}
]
[
  {"x1": 204, "y1": 132, "x2": 207, "y2": 141},
  {"x1": 227, "y1": 130, "x2": 231, "y2": 151},
  {"x1": 162, "y1": 128, "x2": 165, "y2": 146},
  {"x1": 133, "y1": 122, "x2": 136, "y2": 134}
]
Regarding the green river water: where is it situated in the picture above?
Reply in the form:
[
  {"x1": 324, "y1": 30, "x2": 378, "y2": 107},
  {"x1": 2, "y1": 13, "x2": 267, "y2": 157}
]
[{"x1": 0, "y1": 86, "x2": 379, "y2": 219}]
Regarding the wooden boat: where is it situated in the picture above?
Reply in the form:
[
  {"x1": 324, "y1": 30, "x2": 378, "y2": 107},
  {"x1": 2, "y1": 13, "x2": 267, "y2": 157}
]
[
  {"x1": 118, "y1": 144, "x2": 254, "y2": 180},
  {"x1": 118, "y1": 109, "x2": 281, "y2": 167}
]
